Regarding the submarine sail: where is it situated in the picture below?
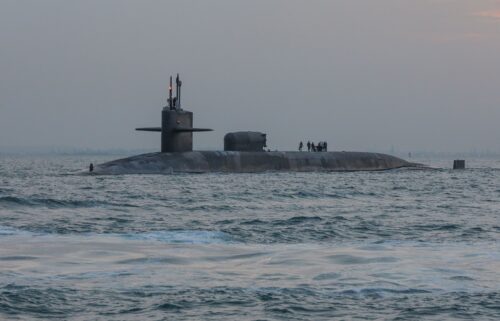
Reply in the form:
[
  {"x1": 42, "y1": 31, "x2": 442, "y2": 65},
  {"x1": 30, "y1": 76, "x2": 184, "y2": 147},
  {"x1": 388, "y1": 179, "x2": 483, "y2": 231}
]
[{"x1": 135, "y1": 74, "x2": 212, "y2": 153}]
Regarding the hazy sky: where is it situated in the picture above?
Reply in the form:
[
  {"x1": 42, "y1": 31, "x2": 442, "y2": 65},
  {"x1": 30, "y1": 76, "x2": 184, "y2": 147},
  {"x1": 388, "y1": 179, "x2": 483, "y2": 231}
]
[{"x1": 1, "y1": 0, "x2": 499, "y2": 152}]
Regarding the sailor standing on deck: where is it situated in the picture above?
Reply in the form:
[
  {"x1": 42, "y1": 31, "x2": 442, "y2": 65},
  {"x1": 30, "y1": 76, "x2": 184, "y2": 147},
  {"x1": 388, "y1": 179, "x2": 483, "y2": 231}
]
[
  {"x1": 307, "y1": 141, "x2": 311, "y2": 152},
  {"x1": 299, "y1": 141, "x2": 303, "y2": 151}
]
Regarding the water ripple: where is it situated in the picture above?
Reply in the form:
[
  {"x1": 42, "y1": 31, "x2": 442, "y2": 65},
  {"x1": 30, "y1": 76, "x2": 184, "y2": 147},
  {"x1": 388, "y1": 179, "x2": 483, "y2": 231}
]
[{"x1": 1, "y1": 156, "x2": 500, "y2": 320}]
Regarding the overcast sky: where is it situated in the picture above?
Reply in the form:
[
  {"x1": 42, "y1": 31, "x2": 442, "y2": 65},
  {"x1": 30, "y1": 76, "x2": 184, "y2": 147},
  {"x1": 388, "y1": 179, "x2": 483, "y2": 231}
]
[{"x1": 1, "y1": 0, "x2": 499, "y2": 152}]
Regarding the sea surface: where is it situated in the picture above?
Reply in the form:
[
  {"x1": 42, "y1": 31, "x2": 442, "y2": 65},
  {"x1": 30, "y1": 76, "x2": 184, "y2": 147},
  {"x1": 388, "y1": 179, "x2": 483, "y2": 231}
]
[{"x1": 0, "y1": 155, "x2": 499, "y2": 320}]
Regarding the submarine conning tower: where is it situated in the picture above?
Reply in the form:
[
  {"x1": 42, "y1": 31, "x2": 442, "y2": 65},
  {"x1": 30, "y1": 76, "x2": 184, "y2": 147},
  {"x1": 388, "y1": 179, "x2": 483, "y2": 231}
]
[{"x1": 136, "y1": 74, "x2": 212, "y2": 153}]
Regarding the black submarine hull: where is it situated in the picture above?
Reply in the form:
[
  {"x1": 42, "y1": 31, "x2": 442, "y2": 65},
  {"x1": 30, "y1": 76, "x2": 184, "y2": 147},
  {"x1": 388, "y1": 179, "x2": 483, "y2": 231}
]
[{"x1": 94, "y1": 151, "x2": 419, "y2": 174}]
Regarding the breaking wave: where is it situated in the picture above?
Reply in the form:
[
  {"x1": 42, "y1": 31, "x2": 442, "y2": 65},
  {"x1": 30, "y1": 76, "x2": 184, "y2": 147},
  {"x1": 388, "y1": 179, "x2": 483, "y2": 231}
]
[{"x1": 0, "y1": 225, "x2": 231, "y2": 244}]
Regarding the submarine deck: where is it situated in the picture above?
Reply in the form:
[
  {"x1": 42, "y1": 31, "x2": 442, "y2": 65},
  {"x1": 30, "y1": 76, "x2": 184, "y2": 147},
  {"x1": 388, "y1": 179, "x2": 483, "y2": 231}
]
[{"x1": 93, "y1": 151, "x2": 419, "y2": 175}]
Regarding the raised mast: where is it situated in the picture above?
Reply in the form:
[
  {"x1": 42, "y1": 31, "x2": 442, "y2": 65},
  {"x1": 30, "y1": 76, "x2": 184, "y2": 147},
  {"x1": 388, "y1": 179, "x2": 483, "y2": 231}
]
[
  {"x1": 176, "y1": 73, "x2": 182, "y2": 110},
  {"x1": 168, "y1": 76, "x2": 173, "y2": 110}
]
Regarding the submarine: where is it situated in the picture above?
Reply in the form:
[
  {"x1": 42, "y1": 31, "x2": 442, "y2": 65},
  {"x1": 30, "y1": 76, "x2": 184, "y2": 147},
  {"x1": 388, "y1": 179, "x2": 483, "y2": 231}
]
[{"x1": 93, "y1": 74, "x2": 419, "y2": 174}]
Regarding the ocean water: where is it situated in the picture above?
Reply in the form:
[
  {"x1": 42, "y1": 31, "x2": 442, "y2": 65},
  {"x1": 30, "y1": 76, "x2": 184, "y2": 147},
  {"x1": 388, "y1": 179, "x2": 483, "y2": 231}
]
[{"x1": 0, "y1": 155, "x2": 499, "y2": 320}]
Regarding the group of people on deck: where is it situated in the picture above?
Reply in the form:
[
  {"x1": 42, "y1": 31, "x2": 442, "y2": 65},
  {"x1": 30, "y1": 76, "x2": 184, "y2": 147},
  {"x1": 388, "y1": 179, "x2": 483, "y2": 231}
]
[{"x1": 298, "y1": 141, "x2": 327, "y2": 152}]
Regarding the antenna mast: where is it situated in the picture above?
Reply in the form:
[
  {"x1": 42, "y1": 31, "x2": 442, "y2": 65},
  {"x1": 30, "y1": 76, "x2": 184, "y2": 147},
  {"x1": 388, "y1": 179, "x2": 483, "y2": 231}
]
[
  {"x1": 168, "y1": 76, "x2": 173, "y2": 109},
  {"x1": 176, "y1": 74, "x2": 182, "y2": 110}
]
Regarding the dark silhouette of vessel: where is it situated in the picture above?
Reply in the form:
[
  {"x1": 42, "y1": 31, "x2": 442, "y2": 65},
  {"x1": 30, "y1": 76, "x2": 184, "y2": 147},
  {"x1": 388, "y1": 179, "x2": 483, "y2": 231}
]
[{"x1": 94, "y1": 75, "x2": 418, "y2": 174}]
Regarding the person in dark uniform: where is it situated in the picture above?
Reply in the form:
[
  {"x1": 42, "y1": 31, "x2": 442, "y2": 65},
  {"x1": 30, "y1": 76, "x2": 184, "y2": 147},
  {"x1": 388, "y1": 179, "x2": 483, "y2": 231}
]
[
  {"x1": 307, "y1": 141, "x2": 311, "y2": 152},
  {"x1": 299, "y1": 141, "x2": 303, "y2": 151},
  {"x1": 317, "y1": 142, "x2": 323, "y2": 152},
  {"x1": 324, "y1": 142, "x2": 327, "y2": 152},
  {"x1": 311, "y1": 142, "x2": 316, "y2": 152},
  {"x1": 89, "y1": 163, "x2": 94, "y2": 172}
]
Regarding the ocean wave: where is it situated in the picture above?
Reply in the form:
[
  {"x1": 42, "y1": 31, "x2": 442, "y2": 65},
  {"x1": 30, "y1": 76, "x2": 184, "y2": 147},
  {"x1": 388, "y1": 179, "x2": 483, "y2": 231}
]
[
  {"x1": 119, "y1": 230, "x2": 233, "y2": 244},
  {"x1": 340, "y1": 287, "x2": 432, "y2": 297},
  {"x1": 272, "y1": 216, "x2": 323, "y2": 226},
  {"x1": 0, "y1": 225, "x2": 26, "y2": 236},
  {"x1": 1, "y1": 284, "x2": 497, "y2": 320},
  {"x1": 0, "y1": 225, "x2": 232, "y2": 244},
  {"x1": 0, "y1": 196, "x2": 138, "y2": 209}
]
